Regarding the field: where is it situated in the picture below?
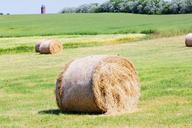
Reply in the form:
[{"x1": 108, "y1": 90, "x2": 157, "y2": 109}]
[
  {"x1": 0, "y1": 35, "x2": 192, "y2": 128},
  {"x1": 0, "y1": 34, "x2": 146, "y2": 55},
  {"x1": 0, "y1": 13, "x2": 192, "y2": 37},
  {"x1": 0, "y1": 13, "x2": 192, "y2": 128}
]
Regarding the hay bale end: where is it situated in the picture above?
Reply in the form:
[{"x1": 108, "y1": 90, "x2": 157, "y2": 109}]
[{"x1": 185, "y1": 33, "x2": 192, "y2": 47}]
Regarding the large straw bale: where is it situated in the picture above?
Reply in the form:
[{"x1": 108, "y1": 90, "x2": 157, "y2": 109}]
[{"x1": 56, "y1": 55, "x2": 140, "y2": 114}]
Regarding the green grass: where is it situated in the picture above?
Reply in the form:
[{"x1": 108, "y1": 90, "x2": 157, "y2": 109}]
[
  {"x1": 0, "y1": 13, "x2": 192, "y2": 37},
  {"x1": 0, "y1": 35, "x2": 191, "y2": 128}
]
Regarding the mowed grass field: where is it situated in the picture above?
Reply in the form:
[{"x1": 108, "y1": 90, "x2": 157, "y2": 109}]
[
  {"x1": 0, "y1": 34, "x2": 146, "y2": 55},
  {"x1": 0, "y1": 13, "x2": 192, "y2": 37},
  {"x1": 0, "y1": 34, "x2": 192, "y2": 127}
]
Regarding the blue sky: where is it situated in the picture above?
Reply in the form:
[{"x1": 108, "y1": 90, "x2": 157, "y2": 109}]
[{"x1": 0, "y1": 0, "x2": 106, "y2": 14}]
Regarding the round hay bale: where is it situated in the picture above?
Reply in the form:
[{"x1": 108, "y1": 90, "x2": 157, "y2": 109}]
[
  {"x1": 56, "y1": 55, "x2": 140, "y2": 114},
  {"x1": 38, "y1": 39, "x2": 63, "y2": 54},
  {"x1": 185, "y1": 33, "x2": 192, "y2": 47}
]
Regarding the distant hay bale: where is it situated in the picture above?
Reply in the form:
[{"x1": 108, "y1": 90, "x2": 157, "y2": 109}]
[
  {"x1": 35, "y1": 39, "x2": 63, "y2": 54},
  {"x1": 55, "y1": 55, "x2": 140, "y2": 114},
  {"x1": 185, "y1": 33, "x2": 192, "y2": 47}
]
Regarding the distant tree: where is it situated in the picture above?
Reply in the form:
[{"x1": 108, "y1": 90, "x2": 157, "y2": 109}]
[
  {"x1": 185, "y1": 0, "x2": 192, "y2": 13},
  {"x1": 127, "y1": 1, "x2": 140, "y2": 13},
  {"x1": 62, "y1": 8, "x2": 76, "y2": 13},
  {"x1": 98, "y1": 1, "x2": 114, "y2": 12},
  {"x1": 118, "y1": 0, "x2": 133, "y2": 12},
  {"x1": 76, "y1": 4, "x2": 89, "y2": 13},
  {"x1": 137, "y1": 4, "x2": 143, "y2": 13},
  {"x1": 161, "y1": 1, "x2": 171, "y2": 14},
  {"x1": 87, "y1": 3, "x2": 100, "y2": 13},
  {"x1": 110, "y1": 0, "x2": 124, "y2": 12},
  {"x1": 169, "y1": 0, "x2": 179, "y2": 14}
]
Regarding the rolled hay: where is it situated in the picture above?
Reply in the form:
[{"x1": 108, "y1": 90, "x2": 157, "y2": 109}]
[
  {"x1": 185, "y1": 33, "x2": 192, "y2": 47},
  {"x1": 36, "y1": 39, "x2": 63, "y2": 54},
  {"x1": 56, "y1": 55, "x2": 140, "y2": 114}
]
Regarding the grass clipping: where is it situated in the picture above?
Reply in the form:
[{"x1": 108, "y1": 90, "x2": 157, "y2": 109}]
[
  {"x1": 185, "y1": 33, "x2": 192, "y2": 47},
  {"x1": 35, "y1": 39, "x2": 63, "y2": 54},
  {"x1": 56, "y1": 55, "x2": 140, "y2": 114}
]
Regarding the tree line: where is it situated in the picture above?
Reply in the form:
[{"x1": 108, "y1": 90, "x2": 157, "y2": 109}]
[
  {"x1": 0, "y1": 13, "x2": 10, "y2": 15},
  {"x1": 61, "y1": 0, "x2": 192, "y2": 14}
]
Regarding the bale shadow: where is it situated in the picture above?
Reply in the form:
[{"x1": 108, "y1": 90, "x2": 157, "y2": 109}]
[
  {"x1": 39, "y1": 109, "x2": 62, "y2": 115},
  {"x1": 38, "y1": 109, "x2": 101, "y2": 115}
]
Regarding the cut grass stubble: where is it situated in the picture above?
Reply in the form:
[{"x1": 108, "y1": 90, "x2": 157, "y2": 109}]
[{"x1": 0, "y1": 34, "x2": 146, "y2": 55}]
